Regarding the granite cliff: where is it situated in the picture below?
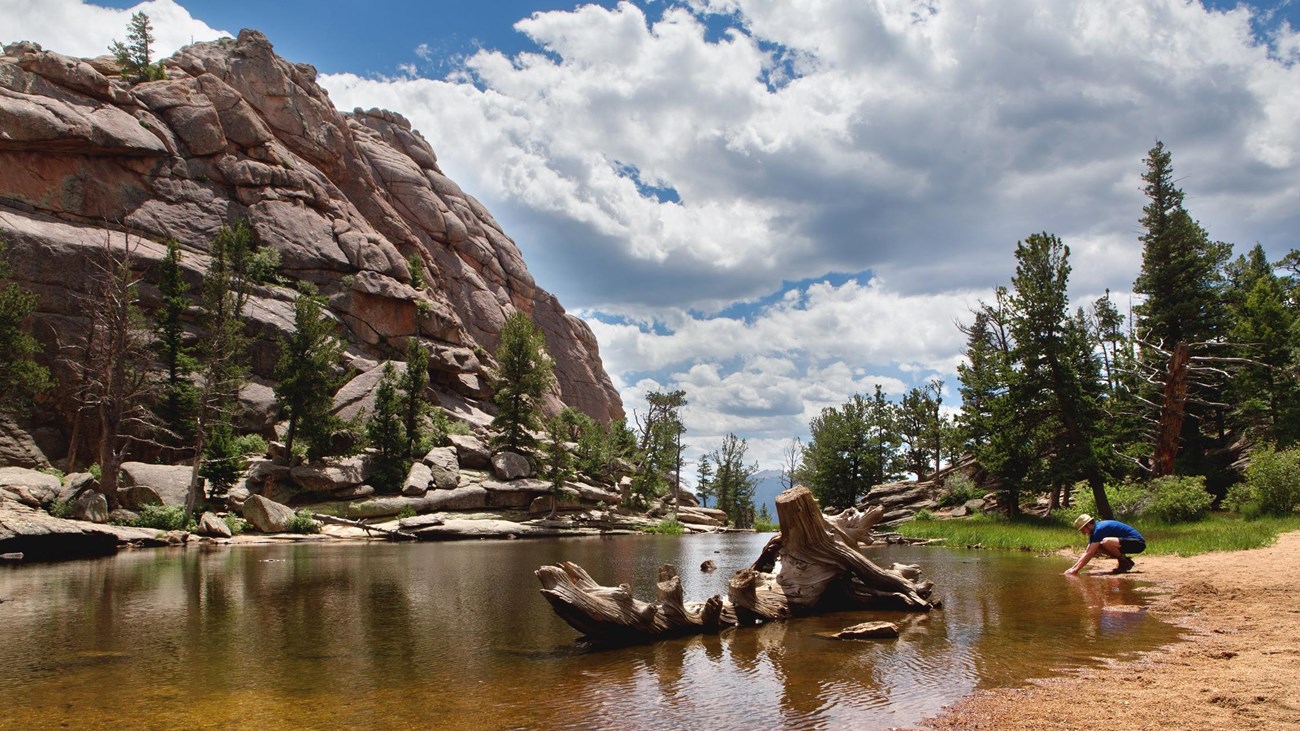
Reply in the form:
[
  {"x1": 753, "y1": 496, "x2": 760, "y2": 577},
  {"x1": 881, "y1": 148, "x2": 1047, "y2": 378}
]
[{"x1": 0, "y1": 29, "x2": 622, "y2": 465}]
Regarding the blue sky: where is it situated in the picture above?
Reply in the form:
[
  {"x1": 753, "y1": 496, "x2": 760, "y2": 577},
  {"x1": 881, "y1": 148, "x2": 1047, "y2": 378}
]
[{"x1": 4, "y1": 0, "x2": 1299, "y2": 473}]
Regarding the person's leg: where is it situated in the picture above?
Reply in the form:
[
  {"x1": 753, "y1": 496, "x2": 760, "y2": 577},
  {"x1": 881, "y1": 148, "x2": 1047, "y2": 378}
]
[{"x1": 1098, "y1": 536, "x2": 1124, "y2": 559}]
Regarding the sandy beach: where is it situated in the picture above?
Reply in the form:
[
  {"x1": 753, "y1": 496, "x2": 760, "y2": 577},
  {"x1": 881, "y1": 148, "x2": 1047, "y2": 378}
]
[{"x1": 918, "y1": 531, "x2": 1300, "y2": 730}]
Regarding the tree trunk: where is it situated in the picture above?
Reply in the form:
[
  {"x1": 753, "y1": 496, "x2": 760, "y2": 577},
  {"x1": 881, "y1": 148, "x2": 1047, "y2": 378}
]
[
  {"x1": 536, "y1": 486, "x2": 934, "y2": 644},
  {"x1": 1153, "y1": 342, "x2": 1190, "y2": 478}
]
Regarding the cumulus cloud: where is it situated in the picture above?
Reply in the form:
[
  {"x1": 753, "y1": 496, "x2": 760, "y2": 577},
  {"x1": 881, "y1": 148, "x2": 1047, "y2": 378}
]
[
  {"x1": 0, "y1": 0, "x2": 229, "y2": 57},
  {"x1": 323, "y1": 0, "x2": 1299, "y2": 313}
]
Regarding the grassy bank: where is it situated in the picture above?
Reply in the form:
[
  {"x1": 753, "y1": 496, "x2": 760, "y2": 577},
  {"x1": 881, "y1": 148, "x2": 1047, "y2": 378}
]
[{"x1": 895, "y1": 511, "x2": 1300, "y2": 556}]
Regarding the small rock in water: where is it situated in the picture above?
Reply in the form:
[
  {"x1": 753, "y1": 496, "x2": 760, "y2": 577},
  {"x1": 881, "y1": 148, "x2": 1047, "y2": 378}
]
[
  {"x1": 1, "y1": 552, "x2": 23, "y2": 562},
  {"x1": 700, "y1": 560, "x2": 716, "y2": 572},
  {"x1": 828, "y1": 621, "x2": 899, "y2": 641}
]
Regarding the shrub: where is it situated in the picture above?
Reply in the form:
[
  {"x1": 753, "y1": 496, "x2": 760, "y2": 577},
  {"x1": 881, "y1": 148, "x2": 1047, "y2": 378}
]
[
  {"x1": 753, "y1": 518, "x2": 779, "y2": 532},
  {"x1": 88, "y1": 463, "x2": 103, "y2": 480},
  {"x1": 912, "y1": 508, "x2": 934, "y2": 522},
  {"x1": 223, "y1": 513, "x2": 248, "y2": 535},
  {"x1": 286, "y1": 510, "x2": 320, "y2": 534},
  {"x1": 133, "y1": 504, "x2": 193, "y2": 531},
  {"x1": 1072, "y1": 480, "x2": 1152, "y2": 522},
  {"x1": 642, "y1": 517, "x2": 685, "y2": 535},
  {"x1": 1145, "y1": 475, "x2": 1213, "y2": 523},
  {"x1": 232, "y1": 433, "x2": 269, "y2": 456},
  {"x1": 49, "y1": 498, "x2": 73, "y2": 519},
  {"x1": 1225, "y1": 446, "x2": 1300, "y2": 518},
  {"x1": 396, "y1": 505, "x2": 417, "y2": 520},
  {"x1": 938, "y1": 473, "x2": 983, "y2": 508}
]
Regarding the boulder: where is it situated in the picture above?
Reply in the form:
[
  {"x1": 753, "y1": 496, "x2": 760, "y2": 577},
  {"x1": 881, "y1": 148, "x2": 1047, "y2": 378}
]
[
  {"x1": 240, "y1": 494, "x2": 297, "y2": 533},
  {"x1": 491, "y1": 451, "x2": 531, "y2": 480},
  {"x1": 59, "y1": 472, "x2": 98, "y2": 503},
  {"x1": 574, "y1": 482, "x2": 621, "y2": 506},
  {"x1": 119, "y1": 462, "x2": 192, "y2": 506},
  {"x1": 482, "y1": 479, "x2": 550, "y2": 509},
  {"x1": 448, "y1": 434, "x2": 491, "y2": 469},
  {"x1": 341, "y1": 496, "x2": 426, "y2": 520},
  {"x1": 197, "y1": 511, "x2": 233, "y2": 538},
  {"x1": 71, "y1": 490, "x2": 108, "y2": 523},
  {"x1": 329, "y1": 484, "x2": 374, "y2": 501},
  {"x1": 527, "y1": 489, "x2": 581, "y2": 516},
  {"x1": 0, "y1": 415, "x2": 50, "y2": 469},
  {"x1": 290, "y1": 456, "x2": 369, "y2": 491},
  {"x1": 421, "y1": 446, "x2": 460, "y2": 489},
  {"x1": 0, "y1": 467, "x2": 62, "y2": 508},
  {"x1": 402, "y1": 462, "x2": 432, "y2": 497},
  {"x1": 117, "y1": 485, "x2": 163, "y2": 510},
  {"x1": 425, "y1": 485, "x2": 488, "y2": 511}
]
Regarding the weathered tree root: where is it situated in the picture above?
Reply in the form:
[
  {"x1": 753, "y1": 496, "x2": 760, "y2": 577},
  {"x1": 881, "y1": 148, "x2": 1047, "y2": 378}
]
[{"x1": 537, "y1": 486, "x2": 936, "y2": 644}]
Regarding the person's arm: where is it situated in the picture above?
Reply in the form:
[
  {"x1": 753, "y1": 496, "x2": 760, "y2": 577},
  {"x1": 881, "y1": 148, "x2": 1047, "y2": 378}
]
[{"x1": 1065, "y1": 542, "x2": 1100, "y2": 575}]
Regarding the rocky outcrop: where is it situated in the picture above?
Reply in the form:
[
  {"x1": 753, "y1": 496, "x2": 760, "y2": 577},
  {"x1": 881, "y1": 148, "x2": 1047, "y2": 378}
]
[{"x1": 0, "y1": 31, "x2": 622, "y2": 466}]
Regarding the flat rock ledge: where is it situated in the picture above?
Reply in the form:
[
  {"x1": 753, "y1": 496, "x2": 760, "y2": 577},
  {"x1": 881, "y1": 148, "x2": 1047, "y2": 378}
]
[{"x1": 0, "y1": 502, "x2": 183, "y2": 560}]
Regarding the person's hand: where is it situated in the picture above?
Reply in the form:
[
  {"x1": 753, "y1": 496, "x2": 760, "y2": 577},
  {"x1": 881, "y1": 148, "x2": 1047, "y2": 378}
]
[{"x1": 1064, "y1": 568, "x2": 1078, "y2": 576}]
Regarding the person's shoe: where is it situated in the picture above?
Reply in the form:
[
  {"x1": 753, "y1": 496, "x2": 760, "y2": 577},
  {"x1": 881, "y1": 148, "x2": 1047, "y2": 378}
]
[{"x1": 1115, "y1": 556, "x2": 1135, "y2": 573}]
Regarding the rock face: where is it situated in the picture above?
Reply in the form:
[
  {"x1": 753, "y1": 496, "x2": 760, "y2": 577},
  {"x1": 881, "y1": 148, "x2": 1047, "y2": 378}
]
[{"x1": 0, "y1": 31, "x2": 623, "y2": 465}]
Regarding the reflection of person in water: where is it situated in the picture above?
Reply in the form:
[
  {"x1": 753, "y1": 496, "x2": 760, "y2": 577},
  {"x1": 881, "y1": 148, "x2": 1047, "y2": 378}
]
[{"x1": 1064, "y1": 514, "x2": 1145, "y2": 575}]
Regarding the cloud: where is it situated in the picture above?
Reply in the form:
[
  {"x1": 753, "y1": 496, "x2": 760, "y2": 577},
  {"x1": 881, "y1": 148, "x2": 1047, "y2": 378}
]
[
  {"x1": 0, "y1": 0, "x2": 230, "y2": 57},
  {"x1": 322, "y1": 0, "x2": 1300, "y2": 316}
]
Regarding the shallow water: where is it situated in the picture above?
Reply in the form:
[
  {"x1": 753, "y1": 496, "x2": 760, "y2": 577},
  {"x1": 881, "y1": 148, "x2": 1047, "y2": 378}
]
[{"x1": 0, "y1": 534, "x2": 1178, "y2": 730}]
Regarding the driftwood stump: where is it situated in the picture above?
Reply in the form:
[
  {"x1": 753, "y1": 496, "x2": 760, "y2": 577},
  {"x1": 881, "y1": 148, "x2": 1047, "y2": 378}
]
[{"x1": 536, "y1": 486, "x2": 935, "y2": 643}]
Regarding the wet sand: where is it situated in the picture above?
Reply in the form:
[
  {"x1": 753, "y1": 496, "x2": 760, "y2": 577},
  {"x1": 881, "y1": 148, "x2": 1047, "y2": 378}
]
[{"x1": 917, "y1": 531, "x2": 1300, "y2": 730}]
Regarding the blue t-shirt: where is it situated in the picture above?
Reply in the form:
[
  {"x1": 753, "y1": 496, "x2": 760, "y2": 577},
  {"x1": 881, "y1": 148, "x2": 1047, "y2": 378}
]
[{"x1": 1090, "y1": 519, "x2": 1144, "y2": 544}]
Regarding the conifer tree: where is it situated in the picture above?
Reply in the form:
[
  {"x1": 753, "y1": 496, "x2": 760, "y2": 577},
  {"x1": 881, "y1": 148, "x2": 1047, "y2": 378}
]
[
  {"x1": 400, "y1": 339, "x2": 431, "y2": 458},
  {"x1": 0, "y1": 240, "x2": 50, "y2": 410},
  {"x1": 1132, "y1": 142, "x2": 1231, "y2": 469},
  {"x1": 366, "y1": 363, "x2": 407, "y2": 491},
  {"x1": 109, "y1": 12, "x2": 166, "y2": 83},
  {"x1": 490, "y1": 311, "x2": 554, "y2": 454},
  {"x1": 153, "y1": 240, "x2": 197, "y2": 446},
  {"x1": 275, "y1": 290, "x2": 346, "y2": 461}
]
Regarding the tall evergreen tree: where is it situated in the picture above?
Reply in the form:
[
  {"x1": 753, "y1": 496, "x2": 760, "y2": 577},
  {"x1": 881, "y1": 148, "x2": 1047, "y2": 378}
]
[
  {"x1": 153, "y1": 240, "x2": 197, "y2": 447},
  {"x1": 367, "y1": 363, "x2": 407, "y2": 492},
  {"x1": 1007, "y1": 233, "x2": 1111, "y2": 517},
  {"x1": 399, "y1": 339, "x2": 431, "y2": 458},
  {"x1": 803, "y1": 388, "x2": 900, "y2": 509},
  {"x1": 708, "y1": 433, "x2": 758, "y2": 528},
  {"x1": 187, "y1": 222, "x2": 256, "y2": 513},
  {"x1": 0, "y1": 240, "x2": 50, "y2": 410},
  {"x1": 275, "y1": 291, "x2": 347, "y2": 461},
  {"x1": 490, "y1": 311, "x2": 554, "y2": 455},
  {"x1": 1132, "y1": 141, "x2": 1231, "y2": 470}
]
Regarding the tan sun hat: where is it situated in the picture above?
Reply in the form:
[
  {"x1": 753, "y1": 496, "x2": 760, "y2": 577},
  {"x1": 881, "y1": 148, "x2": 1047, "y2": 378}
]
[{"x1": 1073, "y1": 513, "x2": 1094, "y2": 531}]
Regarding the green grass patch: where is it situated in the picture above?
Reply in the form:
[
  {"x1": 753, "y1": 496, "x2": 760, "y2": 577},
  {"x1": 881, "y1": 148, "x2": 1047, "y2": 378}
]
[
  {"x1": 642, "y1": 517, "x2": 686, "y2": 535},
  {"x1": 895, "y1": 511, "x2": 1300, "y2": 557}
]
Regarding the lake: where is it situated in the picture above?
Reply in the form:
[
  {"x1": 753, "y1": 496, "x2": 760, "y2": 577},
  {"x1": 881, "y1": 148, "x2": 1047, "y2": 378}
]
[{"x1": 0, "y1": 533, "x2": 1179, "y2": 730}]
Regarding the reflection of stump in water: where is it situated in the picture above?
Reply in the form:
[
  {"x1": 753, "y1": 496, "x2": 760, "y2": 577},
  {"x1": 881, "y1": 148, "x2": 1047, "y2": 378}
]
[{"x1": 536, "y1": 486, "x2": 936, "y2": 644}]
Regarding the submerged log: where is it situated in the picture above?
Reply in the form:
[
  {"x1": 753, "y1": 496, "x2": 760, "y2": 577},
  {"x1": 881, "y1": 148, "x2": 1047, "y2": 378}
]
[{"x1": 537, "y1": 486, "x2": 935, "y2": 643}]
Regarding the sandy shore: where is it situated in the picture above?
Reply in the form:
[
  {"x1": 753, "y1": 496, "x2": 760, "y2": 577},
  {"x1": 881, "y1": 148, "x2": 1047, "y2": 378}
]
[{"x1": 917, "y1": 531, "x2": 1300, "y2": 730}]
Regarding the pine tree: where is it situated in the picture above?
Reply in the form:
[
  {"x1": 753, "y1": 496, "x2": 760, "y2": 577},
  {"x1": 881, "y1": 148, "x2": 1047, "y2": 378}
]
[
  {"x1": 1132, "y1": 142, "x2": 1231, "y2": 470},
  {"x1": 399, "y1": 339, "x2": 431, "y2": 458},
  {"x1": 490, "y1": 312, "x2": 554, "y2": 454},
  {"x1": 708, "y1": 433, "x2": 758, "y2": 527},
  {"x1": 543, "y1": 415, "x2": 574, "y2": 519},
  {"x1": 153, "y1": 240, "x2": 197, "y2": 446},
  {"x1": 187, "y1": 222, "x2": 256, "y2": 514},
  {"x1": 109, "y1": 12, "x2": 165, "y2": 83},
  {"x1": 366, "y1": 363, "x2": 407, "y2": 492},
  {"x1": 275, "y1": 291, "x2": 347, "y2": 461},
  {"x1": 0, "y1": 240, "x2": 50, "y2": 410}
]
